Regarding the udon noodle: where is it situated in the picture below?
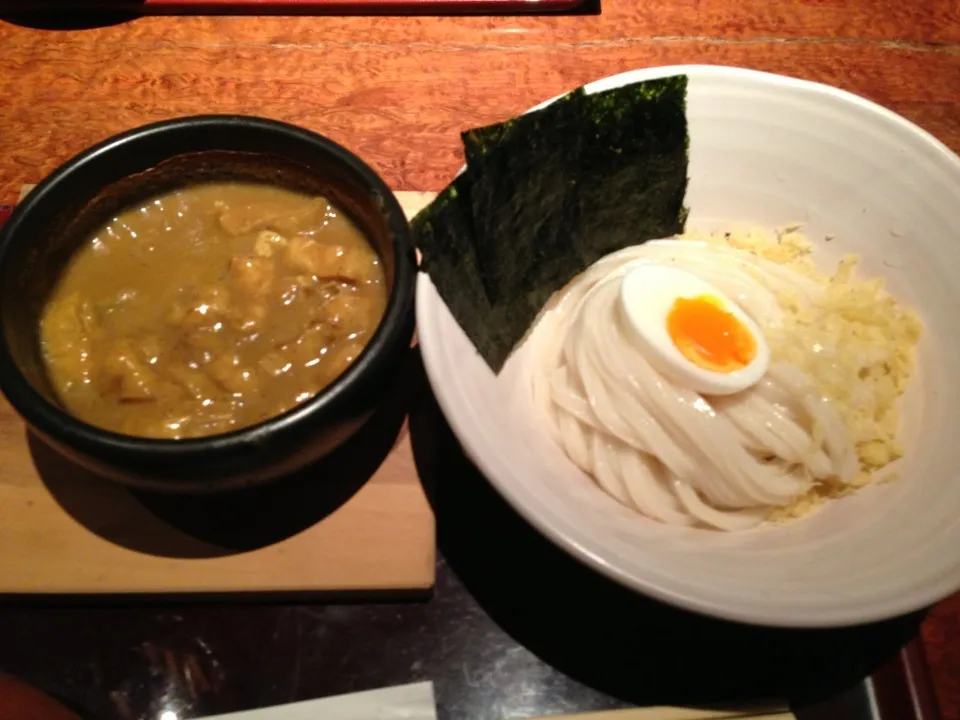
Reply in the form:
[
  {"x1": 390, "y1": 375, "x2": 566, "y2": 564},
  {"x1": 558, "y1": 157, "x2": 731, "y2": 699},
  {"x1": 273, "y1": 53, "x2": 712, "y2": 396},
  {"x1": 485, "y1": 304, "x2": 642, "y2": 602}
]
[{"x1": 527, "y1": 239, "x2": 862, "y2": 531}]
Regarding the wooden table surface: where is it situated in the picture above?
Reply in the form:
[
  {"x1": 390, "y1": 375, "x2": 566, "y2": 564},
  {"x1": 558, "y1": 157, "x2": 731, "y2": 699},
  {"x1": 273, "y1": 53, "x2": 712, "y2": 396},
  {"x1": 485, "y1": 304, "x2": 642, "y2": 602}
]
[{"x1": 0, "y1": 3, "x2": 958, "y2": 719}]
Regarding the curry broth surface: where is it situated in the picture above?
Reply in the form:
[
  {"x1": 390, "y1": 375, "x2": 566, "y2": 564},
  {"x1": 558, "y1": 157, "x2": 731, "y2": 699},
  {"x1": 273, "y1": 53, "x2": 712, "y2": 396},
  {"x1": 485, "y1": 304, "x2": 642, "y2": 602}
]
[{"x1": 39, "y1": 182, "x2": 387, "y2": 439}]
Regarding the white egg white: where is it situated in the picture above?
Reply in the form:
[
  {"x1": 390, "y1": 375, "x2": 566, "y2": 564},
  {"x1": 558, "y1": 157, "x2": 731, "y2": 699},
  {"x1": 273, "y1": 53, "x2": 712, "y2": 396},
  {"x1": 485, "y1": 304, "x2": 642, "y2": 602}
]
[{"x1": 618, "y1": 263, "x2": 770, "y2": 395}]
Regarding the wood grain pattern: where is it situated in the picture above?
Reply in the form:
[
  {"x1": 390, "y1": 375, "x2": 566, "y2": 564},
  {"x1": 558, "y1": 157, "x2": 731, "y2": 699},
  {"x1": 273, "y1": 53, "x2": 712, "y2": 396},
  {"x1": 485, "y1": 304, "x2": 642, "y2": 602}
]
[
  {"x1": 0, "y1": 3, "x2": 958, "y2": 713},
  {"x1": 0, "y1": 192, "x2": 436, "y2": 595},
  {"x1": 925, "y1": 594, "x2": 960, "y2": 720},
  {"x1": 0, "y1": 12, "x2": 959, "y2": 205}
]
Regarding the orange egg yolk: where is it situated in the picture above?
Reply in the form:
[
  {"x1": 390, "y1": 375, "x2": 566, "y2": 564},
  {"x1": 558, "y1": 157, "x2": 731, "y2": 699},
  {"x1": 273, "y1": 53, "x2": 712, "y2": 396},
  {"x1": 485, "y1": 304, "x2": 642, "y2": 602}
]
[{"x1": 666, "y1": 294, "x2": 756, "y2": 373}]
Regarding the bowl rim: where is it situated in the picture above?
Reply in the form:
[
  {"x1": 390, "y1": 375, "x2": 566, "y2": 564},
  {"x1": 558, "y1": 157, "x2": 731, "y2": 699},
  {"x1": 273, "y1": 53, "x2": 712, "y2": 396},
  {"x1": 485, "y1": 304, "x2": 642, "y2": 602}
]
[
  {"x1": 0, "y1": 114, "x2": 416, "y2": 472},
  {"x1": 417, "y1": 64, "x2": 960, "y2": 627}
]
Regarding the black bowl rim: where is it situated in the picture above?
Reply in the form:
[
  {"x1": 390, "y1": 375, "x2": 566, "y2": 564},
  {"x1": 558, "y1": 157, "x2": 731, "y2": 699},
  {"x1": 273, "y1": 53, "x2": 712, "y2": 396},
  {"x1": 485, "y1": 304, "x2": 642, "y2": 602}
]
[{"x1": 0, "y1": 114, "x2": 416, "y2": 462}]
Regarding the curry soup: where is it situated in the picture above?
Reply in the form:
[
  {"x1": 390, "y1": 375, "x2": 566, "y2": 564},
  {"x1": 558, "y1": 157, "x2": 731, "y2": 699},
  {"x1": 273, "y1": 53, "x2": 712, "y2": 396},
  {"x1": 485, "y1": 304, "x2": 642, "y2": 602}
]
[{"x1": 39, "y1": 182, "x2": 387, "y2": 439}]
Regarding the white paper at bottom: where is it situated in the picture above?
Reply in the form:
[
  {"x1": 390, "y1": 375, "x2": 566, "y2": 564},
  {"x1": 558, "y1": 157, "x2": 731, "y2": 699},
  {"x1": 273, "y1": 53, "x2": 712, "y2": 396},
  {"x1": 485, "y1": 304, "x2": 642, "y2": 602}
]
[{"x1": 200, "y1": 682, "x2": 436, "y2": 720}]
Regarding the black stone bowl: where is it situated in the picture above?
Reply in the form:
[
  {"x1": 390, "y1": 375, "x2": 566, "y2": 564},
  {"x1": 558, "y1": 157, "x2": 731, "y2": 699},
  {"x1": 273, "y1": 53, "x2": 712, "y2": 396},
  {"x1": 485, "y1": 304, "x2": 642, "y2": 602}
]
[{"x1": 0, "y1": 115, "x2": 416, "y2": 494}]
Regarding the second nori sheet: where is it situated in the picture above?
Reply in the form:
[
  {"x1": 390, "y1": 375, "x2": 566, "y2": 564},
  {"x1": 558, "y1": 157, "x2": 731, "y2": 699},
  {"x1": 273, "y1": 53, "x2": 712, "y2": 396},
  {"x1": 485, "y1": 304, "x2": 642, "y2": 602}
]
[
  {"x1": 414, "y1": 173, "x2": 548, "y2": 371},
  {"x1": 413, "y1": 75, "x2": 690, "y2": 373},
  {"x1": 463, "y1": 77, "x2": 687, "y2": 307},
  {"x1": 574, "y1": 77, "x2": 689, "y2": 263},
  {"x1": 462, "y1": 88, "x2": 587, "y2": 306}
]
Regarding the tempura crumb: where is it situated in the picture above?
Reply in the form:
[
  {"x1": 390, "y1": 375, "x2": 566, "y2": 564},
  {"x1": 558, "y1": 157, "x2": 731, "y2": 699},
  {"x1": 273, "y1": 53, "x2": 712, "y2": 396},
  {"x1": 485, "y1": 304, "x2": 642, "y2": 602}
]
[{"x1": 681, "y1": 225, "x2": 923, "y2": 522}]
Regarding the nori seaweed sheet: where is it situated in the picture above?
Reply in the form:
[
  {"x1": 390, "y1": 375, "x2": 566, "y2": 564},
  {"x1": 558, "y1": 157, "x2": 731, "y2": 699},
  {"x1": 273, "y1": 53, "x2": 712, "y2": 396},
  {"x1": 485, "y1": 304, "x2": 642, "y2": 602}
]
[
  {"x1": 574, "y1": 78, "x2": 689, "y2": 263},
  {"x1": 413, "y1": 175, "x2": 509, "y2": 369},
  {"x1": 462, "y1": 88, "x2": 587, "y2": 305},
  {"x1": 414, "y1": 174, "x2": 553, "y2": 371},
  {"x1": 413, "y1": 75, "x2": 689, "y2": 374}
]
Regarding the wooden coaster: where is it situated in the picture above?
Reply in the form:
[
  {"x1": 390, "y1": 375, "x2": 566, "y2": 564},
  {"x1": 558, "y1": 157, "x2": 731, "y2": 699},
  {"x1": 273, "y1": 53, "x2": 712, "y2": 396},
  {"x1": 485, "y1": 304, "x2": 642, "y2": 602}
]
[{"x1": 0, "y1": 189, "x2": 438, "y2": 596}]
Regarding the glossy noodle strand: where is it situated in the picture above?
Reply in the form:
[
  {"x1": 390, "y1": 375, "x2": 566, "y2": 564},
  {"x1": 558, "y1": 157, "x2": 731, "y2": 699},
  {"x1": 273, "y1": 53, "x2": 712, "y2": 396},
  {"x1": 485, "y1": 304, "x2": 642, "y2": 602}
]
[{"x1": 527, "y1": 240, "x2": 858, "y2": 531}]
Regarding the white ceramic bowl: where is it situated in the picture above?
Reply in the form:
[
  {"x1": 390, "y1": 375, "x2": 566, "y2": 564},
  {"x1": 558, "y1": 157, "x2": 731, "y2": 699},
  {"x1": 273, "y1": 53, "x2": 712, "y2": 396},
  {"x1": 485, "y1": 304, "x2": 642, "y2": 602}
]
[{"x1": 416, "y1": 65, "x2": 960, "y2": 628}]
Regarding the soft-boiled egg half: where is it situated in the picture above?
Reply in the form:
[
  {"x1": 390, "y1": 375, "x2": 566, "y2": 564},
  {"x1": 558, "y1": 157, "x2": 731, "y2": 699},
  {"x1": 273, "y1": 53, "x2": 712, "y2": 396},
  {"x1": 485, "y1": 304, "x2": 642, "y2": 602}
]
[{"x1": 618, "y1": 263, "x2": 770, "y2": 395}]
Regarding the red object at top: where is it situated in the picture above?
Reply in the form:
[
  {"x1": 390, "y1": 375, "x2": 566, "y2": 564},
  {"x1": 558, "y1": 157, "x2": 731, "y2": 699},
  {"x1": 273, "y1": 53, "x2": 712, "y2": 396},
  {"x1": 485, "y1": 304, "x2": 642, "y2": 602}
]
[{"x1": 8, "y1": 0, "x2": 585, "y2": 13}]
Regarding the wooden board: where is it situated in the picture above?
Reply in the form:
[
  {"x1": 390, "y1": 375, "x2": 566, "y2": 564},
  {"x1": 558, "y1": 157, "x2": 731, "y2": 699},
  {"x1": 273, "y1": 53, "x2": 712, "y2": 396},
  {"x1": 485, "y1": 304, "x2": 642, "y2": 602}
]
[{"x1": 0, "y1": 189, "x2": 438, "y2": 596}]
